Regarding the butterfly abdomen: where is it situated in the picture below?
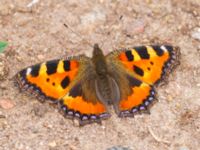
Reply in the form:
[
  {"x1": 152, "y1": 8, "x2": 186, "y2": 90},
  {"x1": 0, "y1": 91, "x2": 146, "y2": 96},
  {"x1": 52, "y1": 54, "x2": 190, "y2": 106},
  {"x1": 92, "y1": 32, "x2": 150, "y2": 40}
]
[
  {"x1": 95, "y1": 76, "x2": 120, "y2": 105},
  {"x1": 91, "y1": 44, "x2": 121, "y2": 105}
]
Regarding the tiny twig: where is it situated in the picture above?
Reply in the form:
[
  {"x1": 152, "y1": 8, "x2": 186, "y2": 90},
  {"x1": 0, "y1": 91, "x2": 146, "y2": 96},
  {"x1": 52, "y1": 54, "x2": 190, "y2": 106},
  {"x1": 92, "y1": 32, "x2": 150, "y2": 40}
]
[
  {"x1": 0, "y1": 115, "x2": 6, "y2": 118},
  {"x1": 148, "y1": 126, "x2": 170, "y2": 144}
]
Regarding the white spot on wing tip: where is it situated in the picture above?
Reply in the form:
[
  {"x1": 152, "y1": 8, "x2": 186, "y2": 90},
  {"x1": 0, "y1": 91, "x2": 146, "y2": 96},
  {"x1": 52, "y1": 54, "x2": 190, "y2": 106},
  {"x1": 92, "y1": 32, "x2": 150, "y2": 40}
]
[
  {"x1": 161, "y1": 45, "x2": 167, "y2": 52},
  {"x1": 26, "y1": 67, "x2": 32, "y2": 75}
]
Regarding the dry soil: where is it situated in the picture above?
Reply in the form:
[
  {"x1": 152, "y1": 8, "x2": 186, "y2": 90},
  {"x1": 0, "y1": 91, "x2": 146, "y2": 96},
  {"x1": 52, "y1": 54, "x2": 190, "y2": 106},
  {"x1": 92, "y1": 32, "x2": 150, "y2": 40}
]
[{"x1": 0, "y1": 0, "x2": 200, "y2": 150}]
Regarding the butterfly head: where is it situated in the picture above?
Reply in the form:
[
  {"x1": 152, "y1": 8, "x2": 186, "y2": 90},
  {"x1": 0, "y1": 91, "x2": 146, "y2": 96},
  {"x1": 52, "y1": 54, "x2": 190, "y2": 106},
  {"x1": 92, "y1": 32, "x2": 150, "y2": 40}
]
[
  {"x1": 92, "y1": 44, "x2": 107, "y2": 76},
  {"x1": 93, "y1": 43, "x2": 104, "y2": 57}
]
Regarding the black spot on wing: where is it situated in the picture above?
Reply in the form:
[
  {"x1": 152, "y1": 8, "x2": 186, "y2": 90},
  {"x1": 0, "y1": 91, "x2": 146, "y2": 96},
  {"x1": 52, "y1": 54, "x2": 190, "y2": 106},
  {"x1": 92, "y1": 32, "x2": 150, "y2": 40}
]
[
  {"x1": 30, "y1": 64, "x2": 40, "y2": 77},
  {"x1": 61, "y1": 76, "x2": 70, "y2": 89},
  {"x1": 152, "y1": 46, "x2": 164, "y2": 56},
  {"x1": 69, "y1": 83, "x2": 82, "y2": 97},
  {"x1": 127, "y1": 75, "x2": 142, "y2": 87},
  {"x1": 63, "y1": 60, "x2": 70, "y2": 71},
  {"x1": 46, "y1": 78, "x2": 50, "y2": 82},
  {"x1": 125, "y1": 51, "x2": 134, "y2": 61},
  {"x1": 150, "y1": 61, "x2": 154, "y2": 65},
  {"x1": 133, "y1": 65, "x2": 144, "y2": 76},
  {"x1": 46, "y1": 60, "x2": 59, "y2": 75},
  {"x1": 134, "y1": 46, "x2": 150, "y2": 59}
]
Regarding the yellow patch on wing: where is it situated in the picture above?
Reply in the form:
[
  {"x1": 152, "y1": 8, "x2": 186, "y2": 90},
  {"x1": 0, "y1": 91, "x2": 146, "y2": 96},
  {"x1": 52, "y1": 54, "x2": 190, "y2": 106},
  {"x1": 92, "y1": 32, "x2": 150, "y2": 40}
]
[
  {"x1": 23, "y1": 60, "x2": 80, "y2": 100},
  {"x1": 118, "y1": 45, "x2": 172, "y2": 84}
]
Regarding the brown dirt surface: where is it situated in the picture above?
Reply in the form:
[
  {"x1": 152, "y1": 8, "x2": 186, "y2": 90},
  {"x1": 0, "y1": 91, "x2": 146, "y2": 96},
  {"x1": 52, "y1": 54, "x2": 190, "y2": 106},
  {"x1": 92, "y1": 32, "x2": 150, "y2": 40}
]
[{"x1": 0, "y1": 0, "x2": 200, "y2": 150}]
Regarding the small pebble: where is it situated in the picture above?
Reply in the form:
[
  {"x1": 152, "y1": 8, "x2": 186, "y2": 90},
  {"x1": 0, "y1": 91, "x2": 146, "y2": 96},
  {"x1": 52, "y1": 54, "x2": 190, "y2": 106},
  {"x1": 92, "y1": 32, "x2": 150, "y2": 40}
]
[
  {"x1": 43, "y1": 123, "x2": 53, "y2": 129},
  {"x1": 175, "y1": 103, "x2": 181, "y2": 109},
  {"x1": 27, "y1": 0, "x2": 40, "y2": 8},
  {"x1": 48, "y1": 141, "x2": 57, "y2": 147},
  {"x1": 167, "y1": 95, "x2": 173, "y2": 102},
  {"x1": 191, "y1": 28, "x2": 200, "y2": 41},
  {"x1": 0, "y1": 99, "x2": 15, "y2": 109},
  {"x1": 101, "y1": 125, "x2": 106, "y2": 129},
  {"x1": 179, "y1": 146, "x2": 189, "y2": 150},
  {"x1": 73, "y1": 119, "x2": 80, "y2": 127},
  {"x1": 37, "y1": 54, "x2": 45, "y2": 60}
]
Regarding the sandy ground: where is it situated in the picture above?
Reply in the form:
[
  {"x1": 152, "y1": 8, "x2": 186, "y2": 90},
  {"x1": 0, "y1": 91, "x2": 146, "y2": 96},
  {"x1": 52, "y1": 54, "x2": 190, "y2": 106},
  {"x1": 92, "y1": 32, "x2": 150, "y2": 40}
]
[{"x1": 0, "y1": 0, "x2": 200, "y2": 150}]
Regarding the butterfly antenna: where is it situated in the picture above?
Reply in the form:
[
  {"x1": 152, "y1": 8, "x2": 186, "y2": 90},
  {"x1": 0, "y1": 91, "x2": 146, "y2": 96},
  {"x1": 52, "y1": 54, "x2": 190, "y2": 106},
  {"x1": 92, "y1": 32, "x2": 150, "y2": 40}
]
[{"x1": 63, "y1": 23, "x2": 93, "y2": 48}]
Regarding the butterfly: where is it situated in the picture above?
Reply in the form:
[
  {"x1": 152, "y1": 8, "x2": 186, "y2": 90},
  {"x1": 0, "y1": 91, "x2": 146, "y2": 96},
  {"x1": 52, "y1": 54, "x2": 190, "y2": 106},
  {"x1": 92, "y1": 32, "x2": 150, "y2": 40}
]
[{"x1": 15, "y1": 44, "x2": 180, "y2": 125}]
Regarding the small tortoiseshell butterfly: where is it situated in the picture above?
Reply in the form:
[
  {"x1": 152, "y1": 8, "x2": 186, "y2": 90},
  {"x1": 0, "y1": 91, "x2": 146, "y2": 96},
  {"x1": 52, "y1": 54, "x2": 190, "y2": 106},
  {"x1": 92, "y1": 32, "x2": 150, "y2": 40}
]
[{"x1": 15, "y1": 44, "x2": 180, "y2": 125}]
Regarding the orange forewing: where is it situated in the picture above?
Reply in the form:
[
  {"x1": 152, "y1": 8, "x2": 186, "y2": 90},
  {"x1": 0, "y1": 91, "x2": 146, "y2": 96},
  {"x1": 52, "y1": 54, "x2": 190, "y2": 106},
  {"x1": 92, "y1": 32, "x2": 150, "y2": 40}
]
[
  {"x1": 118, "y1": 45, "x2": 175, "y2": 84},
  {"x1": 17, "y1": 60, "x2": 79, "y2": 100}
]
